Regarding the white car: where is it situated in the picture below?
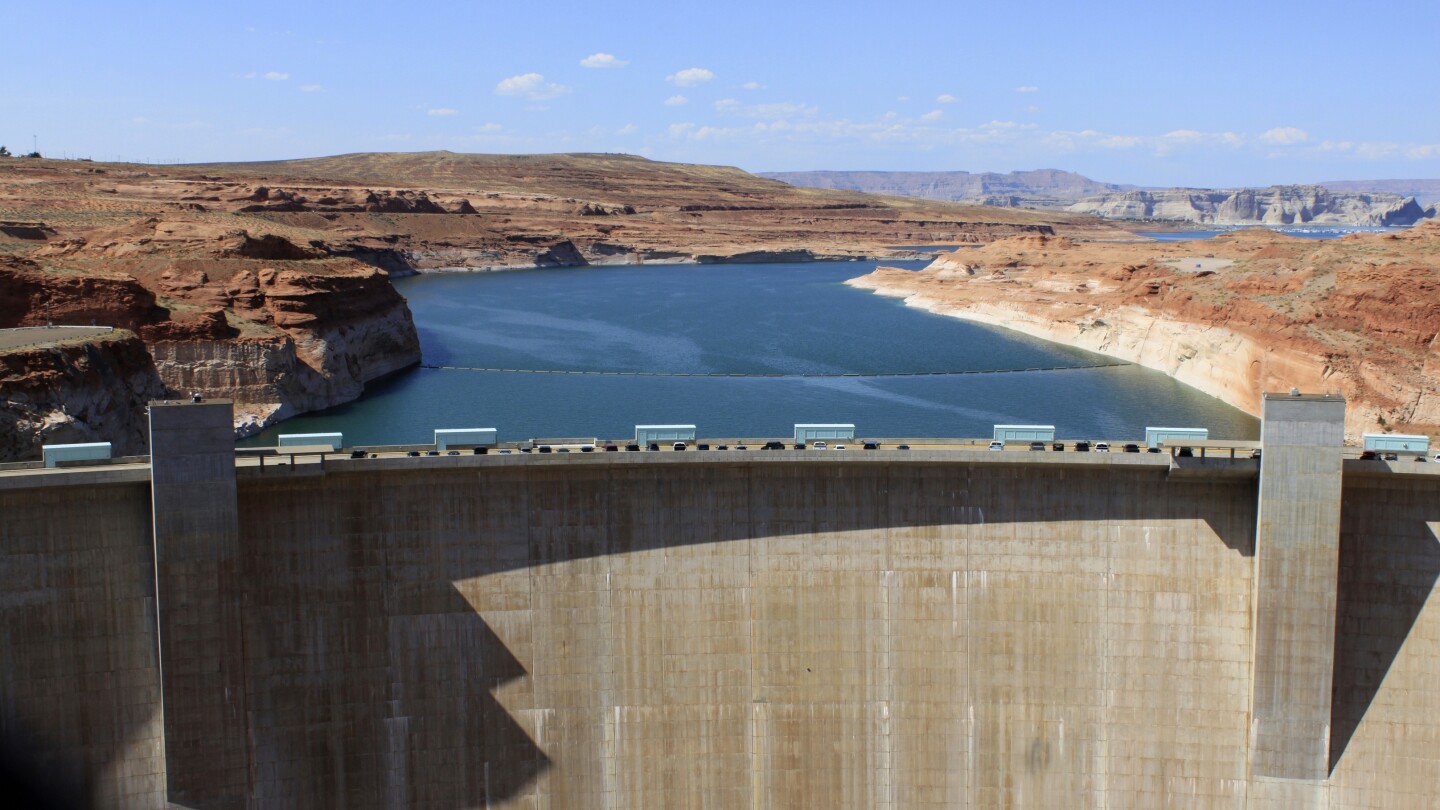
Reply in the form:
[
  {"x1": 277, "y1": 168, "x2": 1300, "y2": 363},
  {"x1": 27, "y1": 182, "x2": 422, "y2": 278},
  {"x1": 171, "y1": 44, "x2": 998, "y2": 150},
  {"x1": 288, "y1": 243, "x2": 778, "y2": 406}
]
[
  {"x1": 1094, "y1": 442, "x2": 1111, "y2": 453},
  {"x1": 833, "y1": 444, "x2": 845, "y2": 450},
  {"x1": 988, "y1": 441, "x2": 1005, "y2": 451},
  {"x1": 813, "y1": 441, "x2": 827, "y2": 450}
]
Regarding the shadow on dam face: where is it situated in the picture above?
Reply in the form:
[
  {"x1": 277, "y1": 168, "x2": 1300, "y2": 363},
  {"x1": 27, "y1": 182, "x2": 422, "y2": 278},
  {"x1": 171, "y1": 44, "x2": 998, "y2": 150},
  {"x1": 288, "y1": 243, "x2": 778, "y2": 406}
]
[
  {"x1": 233, "y1": 460, "x2": 1256, "y2": 806},
  {"x1": 1331, "y1": 480, "x2": 1440, "y2": 773}
]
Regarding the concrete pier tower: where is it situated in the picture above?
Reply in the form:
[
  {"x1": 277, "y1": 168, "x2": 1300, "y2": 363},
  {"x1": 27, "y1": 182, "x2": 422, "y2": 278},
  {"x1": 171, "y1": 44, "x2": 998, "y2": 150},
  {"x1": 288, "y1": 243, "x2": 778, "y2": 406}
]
[
  {"x1": 148, "y1": 398, "x2": 247, "y2": 808},
  {"x1": 1248, "y1": 392, "x2": 1346, "y2": 806}
]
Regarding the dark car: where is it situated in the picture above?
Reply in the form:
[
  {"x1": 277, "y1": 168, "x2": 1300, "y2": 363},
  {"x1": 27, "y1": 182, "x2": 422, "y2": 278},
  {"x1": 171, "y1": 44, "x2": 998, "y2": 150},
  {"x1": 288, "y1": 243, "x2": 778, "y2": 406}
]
[
  {"x1": 626, "y1": 443, "x2": 640, "y2": 452},
  {"x1": 604, "y1": 444, "x2": 619, "y2": 452},
  {"x1": 1123, "y1": 443, "x2": 1140, "y2": 453},
  {"x1": 896, "y1": 444, "x2": 911, "y2": 450},
  {"x1": 1075, "y1": 441, "x2": 1091, "y2": 452},
  {"x1": 1360, "y1": 450, "x2": 1380, "y2": 460},
  {"x1": 1029, "y1": 442, "x2": 1045, "y2": 451},
  {"x1": 763, "y1": 441, "x2": 785, "y2": 450},
  {"x1": 863, "y1": 441, "x2": 879, "y2": 450},
  {"x1": 1052, "y1": 442, "x2": 1065, "y2": 451}
]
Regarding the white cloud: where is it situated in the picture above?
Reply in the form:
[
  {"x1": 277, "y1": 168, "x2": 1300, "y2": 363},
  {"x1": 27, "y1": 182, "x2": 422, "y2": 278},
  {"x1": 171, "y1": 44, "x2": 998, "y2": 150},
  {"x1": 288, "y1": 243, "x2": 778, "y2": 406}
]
[
  {"x1": 1015, "y1": 85, "x2": 1039, "y2": 93},
  {"x1": 896, "y1": 95, "x2": 910, "y2": 102},
  {"x1": 476, "y1": 123, "x2": 503, "y2": 132},
  {"x1": 263, "y1": 71, "x2": 289, "y2": 81},
  {"x1": 580, "y1": 52, "x2": 627, "y2": 69},
  {"x1": 667, "y1": 67, "x2": 714, "y2": 86},
  {"x1": 300, "y1": 84, "x2": 323, "y2": 92},
  {"x1": 664, "y1": 95, "x2": 688, "y2": 106},
  {"x1": 427, "y1": 108, "x2": 459, "y2": 116},
  {"x1": 1260, "y1": 126, "x2": 1309, "y2": 145},
  {"x1": 936, "y1": 93, "x2": 958, "y2": 104},
  {"x1": 616, "y1": 123, "x2": 639, "y2": 135},
  {"x1": 714, "y1": 99, "x2": 818, "y2": 119},
  {"x1": 742, "y1": 81, "x2": 764, "y2": 91},
  {"x1": 495, "y1": 72, "x2": 570, "y2": 100},
  {"x1": 1097, "y1": 135, "x2": 1143, "y2": 149},
  {"x1": 920, "y1": 109, "x2": 944, "y2": 122}
]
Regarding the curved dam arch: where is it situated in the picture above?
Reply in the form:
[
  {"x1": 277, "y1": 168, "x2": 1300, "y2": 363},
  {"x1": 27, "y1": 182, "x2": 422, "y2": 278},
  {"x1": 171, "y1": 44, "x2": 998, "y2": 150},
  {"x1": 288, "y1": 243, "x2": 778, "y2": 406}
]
[{"x1": 2, "y1": 398, "x2": 1439, "y2": 808}]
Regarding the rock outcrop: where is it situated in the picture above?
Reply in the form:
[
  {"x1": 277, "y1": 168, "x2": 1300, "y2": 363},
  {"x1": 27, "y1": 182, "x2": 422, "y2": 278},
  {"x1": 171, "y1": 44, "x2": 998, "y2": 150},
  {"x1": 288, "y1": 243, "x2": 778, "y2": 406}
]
[
  {"x1": 1068, "y1": 185, "x2": 1433, "y2": 226},
  {"x1": 0, "y1": 330, "x2": 167, "y2": 461},
  {"x1": 1, "y1": 245, "x2": 422, "y2": 438},
  {"x1": 846, "y1": 225, "x2": 1440, "y2": 442},
  {"x1": 767, "y1": 169, "x2": 1438, "y2": 228}
]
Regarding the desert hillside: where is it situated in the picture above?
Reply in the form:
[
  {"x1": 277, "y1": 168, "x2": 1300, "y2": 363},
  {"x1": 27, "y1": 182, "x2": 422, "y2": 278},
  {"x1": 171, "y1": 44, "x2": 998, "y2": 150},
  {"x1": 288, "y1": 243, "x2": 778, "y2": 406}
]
[{"x1": 848, "y1": 224, "x2": 1440, "y2": 441}]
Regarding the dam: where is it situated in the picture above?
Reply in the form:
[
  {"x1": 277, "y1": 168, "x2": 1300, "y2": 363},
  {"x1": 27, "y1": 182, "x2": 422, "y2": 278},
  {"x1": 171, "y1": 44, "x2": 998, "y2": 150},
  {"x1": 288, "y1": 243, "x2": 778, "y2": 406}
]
[{"x1": 1, "y1": 395, "x2": 1438, "y2": 809}]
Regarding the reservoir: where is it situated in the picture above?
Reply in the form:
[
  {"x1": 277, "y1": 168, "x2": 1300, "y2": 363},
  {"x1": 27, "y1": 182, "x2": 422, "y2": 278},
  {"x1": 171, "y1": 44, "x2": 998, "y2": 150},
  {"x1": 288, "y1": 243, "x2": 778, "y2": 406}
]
[{"x1": 241, "y1": 260, "x2": 1259, "y2": 445}]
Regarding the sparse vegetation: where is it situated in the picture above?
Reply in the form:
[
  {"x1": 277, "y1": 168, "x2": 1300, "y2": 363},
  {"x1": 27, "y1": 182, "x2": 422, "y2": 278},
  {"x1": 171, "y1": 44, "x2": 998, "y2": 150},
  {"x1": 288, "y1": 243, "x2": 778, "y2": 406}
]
[{"x1": 0, "y1": 146, "x2": 10, "y2": 157}]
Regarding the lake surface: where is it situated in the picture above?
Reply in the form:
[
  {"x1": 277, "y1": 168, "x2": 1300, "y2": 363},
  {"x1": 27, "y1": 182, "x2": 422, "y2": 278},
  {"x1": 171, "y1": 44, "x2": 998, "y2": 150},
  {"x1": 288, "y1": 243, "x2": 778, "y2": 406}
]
[
  {"x1": 1137, "y1": 225, "x2": 1397, "y2": 241},
  {"x1": 241, "y1": 260, "x2": 1259, "y2": 446}
]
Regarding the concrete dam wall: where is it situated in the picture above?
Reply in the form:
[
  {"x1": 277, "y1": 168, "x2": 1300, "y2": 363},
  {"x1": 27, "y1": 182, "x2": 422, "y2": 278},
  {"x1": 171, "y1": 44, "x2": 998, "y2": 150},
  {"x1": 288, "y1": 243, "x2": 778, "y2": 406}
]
[{"x1": 2, "y1": 398, "x2": 1439, "y2": 809}]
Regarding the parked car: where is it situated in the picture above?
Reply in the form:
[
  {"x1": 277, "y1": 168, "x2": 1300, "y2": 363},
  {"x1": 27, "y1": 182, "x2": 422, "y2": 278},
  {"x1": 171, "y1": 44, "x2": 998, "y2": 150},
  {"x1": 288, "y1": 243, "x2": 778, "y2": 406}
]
[
  {"x1": 1075, "y1": 441, "x2": 1091, "y2": 452},
  {"x1": 763, "y1": 441, "x2": 785, "y2": 450},
  {"x1": 988, "y1": 441, "x2": 1005, "y2": 451},
  {"x1": 833, "y1": 444, "x2": 845, "y2": 450},
  {"x1": 1093, "y1": 442, "x2": 1110, "y2": 453},
  {"x1": 813, "y1": 441, "x2": 827, "y2": 450},
  {"x1": 863, "y1": 441, "x2": 879, "y2": 450},
  {"x1": 1052, "y1": 442, "x2": 1065, "y2": 451},
  {"x1": 1028, "y1": 441, "x2": 1046, "y2": 451},
  {"x1": 1123, "y1": 443, "x2": 1140, "y2": 453},
  {"x1": 673, "y1": 442, "x2": 687, "y2": 451}
]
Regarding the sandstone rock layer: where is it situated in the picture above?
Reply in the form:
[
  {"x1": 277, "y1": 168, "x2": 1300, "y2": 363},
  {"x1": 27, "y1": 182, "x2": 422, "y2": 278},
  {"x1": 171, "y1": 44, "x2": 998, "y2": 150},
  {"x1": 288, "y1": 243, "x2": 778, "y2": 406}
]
[{"x1": 847, "y1": 225, "x2": 1440, "y2": 442}]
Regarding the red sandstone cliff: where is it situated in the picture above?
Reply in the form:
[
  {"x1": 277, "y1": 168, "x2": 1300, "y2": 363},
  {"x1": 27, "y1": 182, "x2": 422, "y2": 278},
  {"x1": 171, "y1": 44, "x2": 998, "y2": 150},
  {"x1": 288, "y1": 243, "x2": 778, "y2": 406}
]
[
  {"x1": 1, "y1": 248, "x2": 421, "y2": 436},
  {"x1": 0, "y1": 329, "x2": 167, "y2": 460},
  {"x1": 847, "y1": 224, "x2": 1440, "y2": 442}
]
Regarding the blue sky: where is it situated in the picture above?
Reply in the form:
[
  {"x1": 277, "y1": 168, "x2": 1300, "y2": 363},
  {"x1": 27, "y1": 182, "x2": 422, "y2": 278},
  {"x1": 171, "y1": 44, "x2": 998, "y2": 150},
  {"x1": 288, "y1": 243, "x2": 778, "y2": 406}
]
[{"x1": 3, "y1": 0, "x2": 1437, "y2": 187}]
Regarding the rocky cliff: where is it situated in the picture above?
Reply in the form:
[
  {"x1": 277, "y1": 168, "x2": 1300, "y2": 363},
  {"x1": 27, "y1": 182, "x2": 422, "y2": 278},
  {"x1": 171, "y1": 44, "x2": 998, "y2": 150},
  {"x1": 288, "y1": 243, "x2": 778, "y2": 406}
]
[
  {"x1": 767, "y1": 168, "x2": 1437, "y2": 227},
  {"x1": 846, "y1": 225, "x2": 1440, "y2": 442},
  {"x1": 0, "y1": 329, "x2": 167, "y2": 461},
  {"x1": 0, "y1": 248, "x2": 421, "y2": 437},
  {"x1": 1068, "y1": 185, "x2": 1434, "y2": 226}
]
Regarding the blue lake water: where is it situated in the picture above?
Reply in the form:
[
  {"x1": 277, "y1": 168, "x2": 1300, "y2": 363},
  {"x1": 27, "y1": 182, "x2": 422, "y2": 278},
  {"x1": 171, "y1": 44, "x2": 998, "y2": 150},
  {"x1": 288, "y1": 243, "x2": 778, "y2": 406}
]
[
  {"x1": 1137, "y1": 225, "x2": 1397, "y2": 242},
  {"x1": 241, "y1": 260, "x2": 1259, "y2": 446}
]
